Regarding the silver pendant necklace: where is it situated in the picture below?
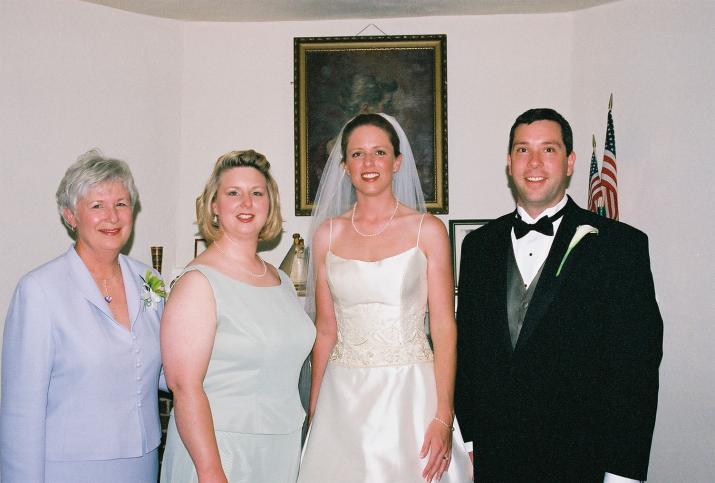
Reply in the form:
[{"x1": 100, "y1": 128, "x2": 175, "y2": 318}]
[
  {"x1": 101, "y1": 265, "x2": 120, "y2": 303},
  {"x1": 103, "y1": 279, "x2": 113, "y2": 303}
]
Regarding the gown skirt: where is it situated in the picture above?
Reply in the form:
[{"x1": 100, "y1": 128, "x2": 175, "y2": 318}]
[
  {"x1": 298, "y1": 230, "x2": 472, "y2": 483},
  {"x1": 298, "y1": 361, "x2": 472, "y2": 482}
]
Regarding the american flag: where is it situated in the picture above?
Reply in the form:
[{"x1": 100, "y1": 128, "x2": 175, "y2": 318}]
[
  {"x1": 587, "y1": 134, "x2": 605, "y2": 215},
  {"x1": 600, "y1": 94, "x2": 618, "y2": 220}
]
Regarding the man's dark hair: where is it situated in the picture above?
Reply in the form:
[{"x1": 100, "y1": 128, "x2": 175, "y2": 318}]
[{"x1": 508, "y1": 108, "x2": 573, "y2": 155}]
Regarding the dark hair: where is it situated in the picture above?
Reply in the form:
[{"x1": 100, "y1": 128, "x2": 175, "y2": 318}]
[
  {"x1": 340, "y1": 113, "x2": 401, "y2": 160},
  {"x1": 508, "y1": 108, "x2": 573, "y2": 155}
]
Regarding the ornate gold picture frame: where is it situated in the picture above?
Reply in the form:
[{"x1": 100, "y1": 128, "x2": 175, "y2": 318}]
[{"x1": 294, "y1": 34, "x2": 448, "y2": 215}]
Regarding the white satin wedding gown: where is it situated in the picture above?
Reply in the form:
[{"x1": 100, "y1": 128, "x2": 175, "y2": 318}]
[{"x1": 298, "y1": 216, "x2": 472, "y2": 482}]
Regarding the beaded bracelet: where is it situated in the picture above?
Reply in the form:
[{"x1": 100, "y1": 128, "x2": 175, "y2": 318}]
[{"x1": 433, "y1": 416, "x2": 455, "y2": 432}]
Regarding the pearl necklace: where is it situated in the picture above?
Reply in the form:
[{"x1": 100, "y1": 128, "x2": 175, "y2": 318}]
[
  {"x1": 213, "y1": 240, "x2": 267, "y2": 278},
  {"x1": 351, "y1": 198, "x2": 400, "y2": 237}
]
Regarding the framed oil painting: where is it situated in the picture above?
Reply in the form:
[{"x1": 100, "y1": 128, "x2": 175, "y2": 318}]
[
  {"x1": 294, "y1": 34, "x2": 448, "y2": 215},
  {"x1": 449, "y1": 219, "x2": 491, "y2": 294}
]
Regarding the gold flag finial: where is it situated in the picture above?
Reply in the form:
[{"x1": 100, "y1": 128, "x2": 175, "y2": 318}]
[
  {"x1": 592, "y1": 134, "x2": 597, "y2": 150},
  {"x1": 608, "y1": 93, "x2": 613, "y2": 110}
]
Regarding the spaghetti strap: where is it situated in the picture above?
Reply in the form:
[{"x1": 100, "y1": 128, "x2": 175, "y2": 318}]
[
  {"x1": 329, "y1": 218, "x2": 334, "y2": 252},
  {"x1": 416, "y1": 213, "x2": 427, "y2": 247}
]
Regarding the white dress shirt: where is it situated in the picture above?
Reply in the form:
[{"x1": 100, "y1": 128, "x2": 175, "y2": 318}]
[{"x1": 511, "y1": 196, "x2": 567, "y2": 287}]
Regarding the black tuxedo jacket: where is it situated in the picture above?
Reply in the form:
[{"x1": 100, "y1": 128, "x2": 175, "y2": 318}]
[{"x1": 455, "y1": 198, "x2": 663, "y2": 483}]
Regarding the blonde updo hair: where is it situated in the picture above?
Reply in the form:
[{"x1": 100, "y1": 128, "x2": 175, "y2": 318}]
[{"x1": 196, "y1": 149, "x2": 282, "y2": 243}]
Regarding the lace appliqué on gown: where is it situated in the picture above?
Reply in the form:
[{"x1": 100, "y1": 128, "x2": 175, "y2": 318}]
[{"x1": 329, "y1": 304, "x2": 433, "y2": 368}]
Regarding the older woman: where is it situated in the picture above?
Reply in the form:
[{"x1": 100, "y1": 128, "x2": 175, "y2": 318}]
[
  {"x1": 160, "y1": 150, "x2": 315, "y2": 483},
  {"x1": 0, "y1": 150, "x2": 165, "y2": 483}
]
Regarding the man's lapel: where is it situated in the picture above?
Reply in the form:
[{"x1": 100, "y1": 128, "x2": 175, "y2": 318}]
[
  {"x1": 494, "y1": 219, "x2": 516, "y2": 355},
  {"x1": 514, "y1": 198, "x2": 583, "y2": 351}
]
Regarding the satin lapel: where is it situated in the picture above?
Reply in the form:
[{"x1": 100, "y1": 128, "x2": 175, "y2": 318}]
[
  {"x1": 494, "y1": 217, "x2": 516, "y2": 355},
  {"x1": 514, "y1": 200, "x2": 582, "y2": 351},
  {"x1": 66, "y1": 246, "x2": 115, "y2": 322},
  {"x1": 119, "y1": 255, "x2": 142, "y2": 327}
]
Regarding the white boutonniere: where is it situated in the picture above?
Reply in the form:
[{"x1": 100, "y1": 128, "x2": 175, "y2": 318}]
[
  {"x1": 140, "y1": 270, "x2": 167, "y2": 309},
  {"x1": 556, "y1": 225, "x2": 599, "y2": 276}
]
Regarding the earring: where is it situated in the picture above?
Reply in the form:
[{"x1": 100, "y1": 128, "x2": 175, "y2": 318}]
[
  {"x1": 212, "y1": 214, "x2": 219, "y2": 226},
  {"x1": 71, "y1": 225, "x2": 76, "y2": 232}
]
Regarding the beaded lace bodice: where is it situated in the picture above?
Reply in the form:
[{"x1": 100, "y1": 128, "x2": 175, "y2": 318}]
[{"x1": 326, "y1": 247, "x2": 433, "y2": 368}]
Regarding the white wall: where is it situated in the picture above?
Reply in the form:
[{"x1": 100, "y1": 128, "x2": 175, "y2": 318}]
[
  {"x1": 1, "y1": 0, "x2": 713, "y2": 480},
  {"x1": 0, "y1": 0, "x2": 183, "y2": 314},
  {"x1": 571, "y1": 1, "x2": 715, "y2": 480},
  {"x1": 176, "y1": 14, "x2": 573, "y2": 269}
]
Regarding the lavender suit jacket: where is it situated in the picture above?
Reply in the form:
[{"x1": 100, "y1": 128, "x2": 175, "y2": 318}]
[{"x1": 1, "y1": 247, "x2": 164, "y2": 481}]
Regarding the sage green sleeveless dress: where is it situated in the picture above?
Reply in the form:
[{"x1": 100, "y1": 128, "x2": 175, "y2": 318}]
[{"x1": 160, "y1": 265, "x2": 315, "y2": 483}]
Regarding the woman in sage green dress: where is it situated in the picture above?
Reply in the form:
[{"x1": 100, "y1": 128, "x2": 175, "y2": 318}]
[{"x1": 160, "y1": 150, "x2": 315, "y2": 483}]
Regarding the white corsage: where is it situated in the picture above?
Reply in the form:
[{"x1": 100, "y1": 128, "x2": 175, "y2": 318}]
[
  {"x1": 556, "y1": 225, "x2": 599, "y2": 276},
  {"x1": 140, "y1": 270, "x2": 167, "y2": 309}
]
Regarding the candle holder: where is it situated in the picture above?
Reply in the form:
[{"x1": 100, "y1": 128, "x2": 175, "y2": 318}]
[{"x1": 150, "y1": 246, "x2": 163, "y2": 274}]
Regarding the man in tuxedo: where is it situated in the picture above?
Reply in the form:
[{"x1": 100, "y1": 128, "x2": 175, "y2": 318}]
[{"x1": 455, "y1": 108, "x2": 663, "y2": 483}]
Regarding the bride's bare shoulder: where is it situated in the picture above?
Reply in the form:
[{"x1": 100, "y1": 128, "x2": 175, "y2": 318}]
[
  {"x1": 314, "y1": 214, "x2": 351, "y2": 244},
  {"x1": 419, "y1": 213, "x2": 448, "y2": 238}
]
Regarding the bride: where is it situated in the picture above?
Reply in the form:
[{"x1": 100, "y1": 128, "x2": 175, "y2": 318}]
[{"x1": 298, "y1": 113, "x2": 472, "y2": 482}]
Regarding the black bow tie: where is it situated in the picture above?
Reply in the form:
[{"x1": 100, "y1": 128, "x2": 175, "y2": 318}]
[{"x1": 512, "y1": 206, "x2": 567, "y2": 239}]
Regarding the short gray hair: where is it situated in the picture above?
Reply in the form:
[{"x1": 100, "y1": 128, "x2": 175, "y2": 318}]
[{"x1": 56, "y1": 149, "x2": 139, "y2": 226}]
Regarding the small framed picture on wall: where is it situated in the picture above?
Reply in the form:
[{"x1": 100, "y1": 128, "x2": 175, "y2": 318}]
[
  {"x1": 449, "y1": 219, "x2": 491, "y2": 293},
  {"x1": 194, "y1": 238, "x2": 207, "y2": 258}
]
